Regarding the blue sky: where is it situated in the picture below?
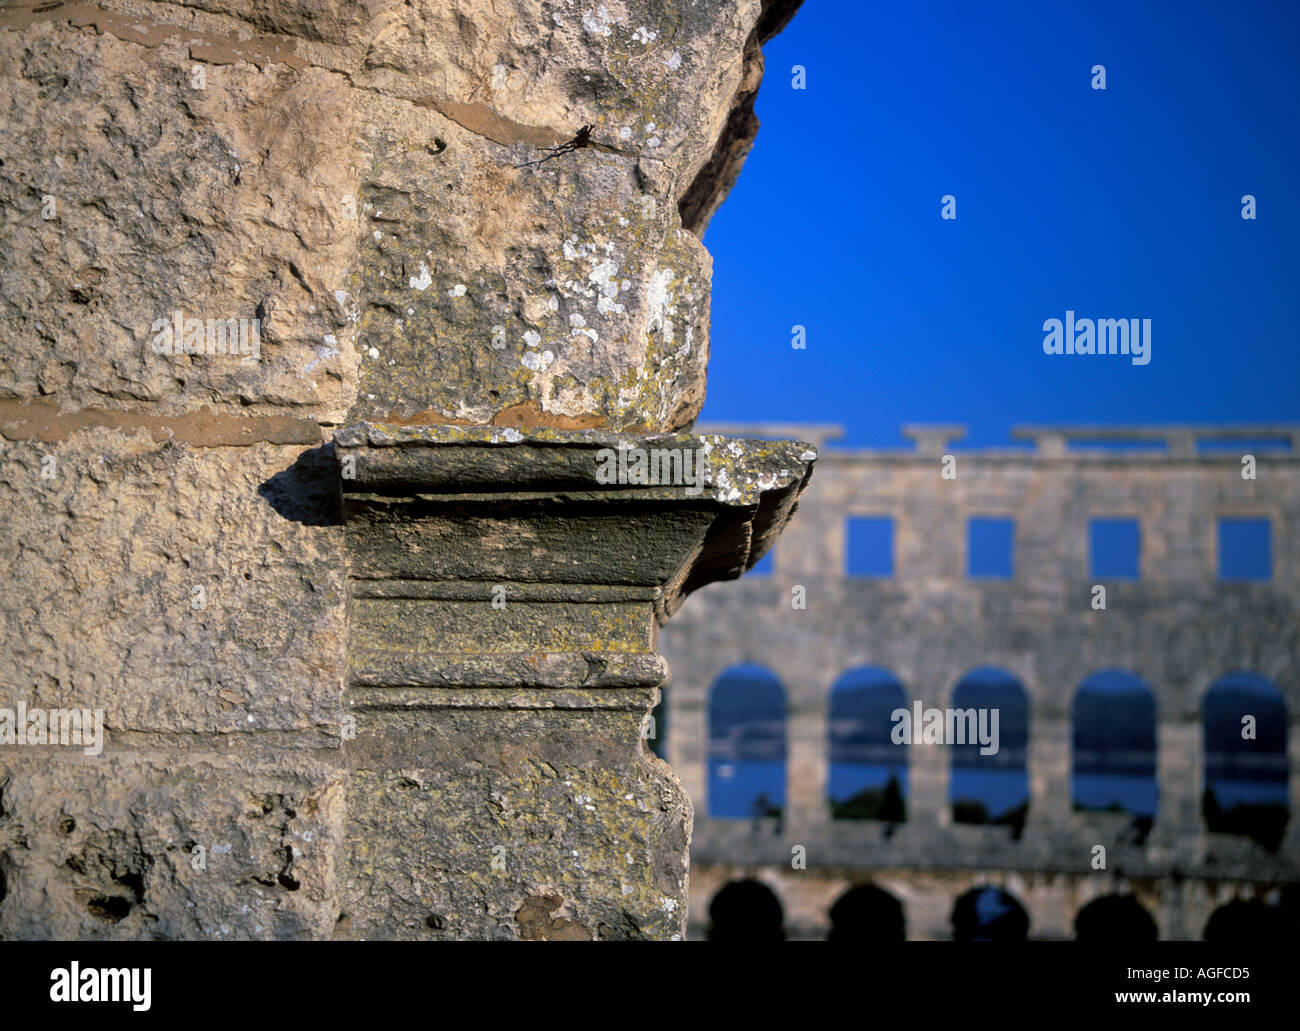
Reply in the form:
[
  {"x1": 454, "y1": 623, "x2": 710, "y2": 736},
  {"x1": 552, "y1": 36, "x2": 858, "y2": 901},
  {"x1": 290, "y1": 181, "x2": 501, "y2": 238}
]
[{"x1": 698, "y1": 0, "x2": 1300, "y2": 447}]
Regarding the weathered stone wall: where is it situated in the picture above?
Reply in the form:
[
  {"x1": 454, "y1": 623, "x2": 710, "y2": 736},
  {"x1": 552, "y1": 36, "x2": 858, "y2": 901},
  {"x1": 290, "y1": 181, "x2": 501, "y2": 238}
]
[
  {"x1": 0, "y1": 0, "x2": 806, "y2": 939},
  {"x1": 659, "y1": 424, "x2": 1300, "y2": 939}
]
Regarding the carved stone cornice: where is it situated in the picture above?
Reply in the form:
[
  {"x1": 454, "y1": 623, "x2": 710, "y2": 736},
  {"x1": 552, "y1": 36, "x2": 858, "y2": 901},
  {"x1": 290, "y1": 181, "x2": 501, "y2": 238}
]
[{"x1": 337, "y1": 423, "x2": 817, "y2": 713}]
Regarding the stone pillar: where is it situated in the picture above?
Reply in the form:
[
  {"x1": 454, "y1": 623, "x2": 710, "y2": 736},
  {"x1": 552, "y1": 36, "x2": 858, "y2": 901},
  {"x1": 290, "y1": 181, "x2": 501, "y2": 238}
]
[
  {"x1": 0, "y1": 0, "x2": 810, "y2": 941},
  {"x1": 1153, "y1": 719, "x2": 1201, "y2": 850},
  {"x1": 1028, "y1": 714, "x2": 1072, "y2": 833},
  {"x1": 910, "y1": 741, "x2": 950, "y2": 827},
  {"x1": 786, "y1": 704, "x2": 829, "y2": 842},
  {"x1": 668, "y1": 689, "x2": 709, "y2": 816},
  {"x1": 1158, "y1": 877, "x2": 1192, "y2": 940},
  {"x1": 335, "y1": 423, "x2": 814, "y2": 939}
]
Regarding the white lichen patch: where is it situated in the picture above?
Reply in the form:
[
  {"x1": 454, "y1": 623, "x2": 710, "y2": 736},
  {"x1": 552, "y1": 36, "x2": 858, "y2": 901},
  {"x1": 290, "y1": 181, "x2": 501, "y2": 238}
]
[
  {"x1": 588, "y1": 258, "x2": 625, "y2": 316},
  {"x1": 632, "y1": 26, "x2": 657, "y2": 44},
  {"x1": 665, "y1": 51, "x2": 682, "y2": 71},
  {"x1": 409, "y1": 263, "x2": 432, "y2": 291},
  {"x1": 491, "y1": 64, "x2": 508, "y2": 90},
  {"x1": 582, "y1": 5, "x2": 614, "y2": 36},
  {"x1": 521, "y1": 349, "x2": 554, "y2": 372},
  {"x1": 669, "y1": 323, "x2": 692, "y2": 361},
  {"x1": 567, "y1": 310, "x2": 597, "y2": 340},
  {"x1": 447, "y1": 283, "x2": 467, "y2": 298},
  {"x1": 563, "y1": 234, "x2": 597, "y2": 262},
  {"x1": 646, "y1": 267, "x2": 677, "y2": 344},
  {"x1": 713, "y1": 466, "x2": 742, "y2": 503},
  {"x1": 303, "y1": 335, "x2": 340, "y2": 374}
]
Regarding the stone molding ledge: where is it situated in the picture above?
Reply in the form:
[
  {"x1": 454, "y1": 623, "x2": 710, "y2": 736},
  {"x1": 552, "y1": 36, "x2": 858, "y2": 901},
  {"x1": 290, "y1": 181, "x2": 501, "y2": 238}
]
[{"x1": 337, "y1": 422, "x2": 816, "y2": 712}]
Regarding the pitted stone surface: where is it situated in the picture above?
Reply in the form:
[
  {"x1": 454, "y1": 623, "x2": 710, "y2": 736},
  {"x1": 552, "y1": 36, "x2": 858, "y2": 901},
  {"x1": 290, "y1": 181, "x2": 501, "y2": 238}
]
[
  {"x1": 0, "y1": 0, "x2": 808, "y2": 940},
  {"x1": 0, "y1": 0, "x2": 780, "y2": 431}
]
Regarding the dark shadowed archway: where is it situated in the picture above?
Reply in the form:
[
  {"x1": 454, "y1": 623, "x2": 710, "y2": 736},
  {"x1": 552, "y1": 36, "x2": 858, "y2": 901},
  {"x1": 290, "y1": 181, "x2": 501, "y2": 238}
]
[
  {"x1": 828, "y1": 883, "x2": 906, "y2": 941},
  {"x1": 708, "y1": 879, "x2": 785, "y2": 941},
  {"x1": 951, "y1": 886, "x2": 1030, "y2": 941},
  {"x1": 1203, "y1": 898, "x2": 1287, "y2": 943},
  {"x1": 1075, "y1": 894, "x2": 1158, "y2": 940}
]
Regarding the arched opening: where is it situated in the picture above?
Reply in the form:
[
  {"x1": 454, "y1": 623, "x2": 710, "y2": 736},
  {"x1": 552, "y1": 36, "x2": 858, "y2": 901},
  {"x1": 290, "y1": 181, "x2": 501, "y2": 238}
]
[
  {"x1": 1072, "y1": 671, "x2": 1157, "y2": 840},
  {"x1": 1203, "y1": 898, "x2": 1287, "y2": 943},
  {"x1": 951, "y1": 886, "x2": 1030, "y2": 941},
  {"x1": 708, "y1": 879, "x2": 785, "y2": 941},
  {"x1": 1203, "y1": 672, "x2": 1289, "y2": 850},
  {"x1": 1075, "y1": 894, "x2": 1158, "y2": 941},
  {"x1": 828, "y1": 667, "x2": 907, "y2": 822},
  {"x1": 708, "y1": 664, "x2": 786, "y2": 821},
  {"x1": 828, "y1": 883, "x2": 906, "y2": 941},
  {"x1": 948, "y1": 668, "x2": 1030, "y2": 835}
]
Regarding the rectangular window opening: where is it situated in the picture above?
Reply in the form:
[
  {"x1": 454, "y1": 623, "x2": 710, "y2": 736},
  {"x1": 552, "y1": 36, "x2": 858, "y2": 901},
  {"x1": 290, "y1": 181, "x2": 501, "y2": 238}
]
[
  {"x1": 1218, "y1": 517, "x2": 1271, "y2": 581},
  {"x1": 1090, "y1": 517, "x2": 1141, "y2": 580},
  {"x1": 968, "y1": 516, "x2": 1015, "y2": 579},
  {"x1": 847, "y1": 516, "x2": 894, "y2": 577}
]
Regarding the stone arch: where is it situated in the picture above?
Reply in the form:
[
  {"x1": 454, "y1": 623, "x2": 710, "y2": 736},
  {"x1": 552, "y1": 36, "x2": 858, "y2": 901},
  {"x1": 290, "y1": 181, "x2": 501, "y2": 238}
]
[
  {"x1": 708, "y1": 664, "x2": 787, "y2": 821},
  {"x1": 1075, "y1": 894, "x2": 1158, "y2": 941},
  {"x1": 948, "y1": 668, "x2": 1030, "y2": 834},
  {"x1": 827, "y1": 882, "x2": 906, "y2": 941},
  {"x1": 707, "y1": 878, "x2": 785, "y2": 941},
  {"x1": 827, "y1": 666, "x2": 907, "y2": 822},
  {"x1": 1202, "y1": 672, "x2": 1289, "y2": 850},
  {"x1": 951, "y1": 886, "x2": 1030, "y2": 941},
  {"x1": 1072, "y1": 670, "x2": 1158, "y2": 827}
]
